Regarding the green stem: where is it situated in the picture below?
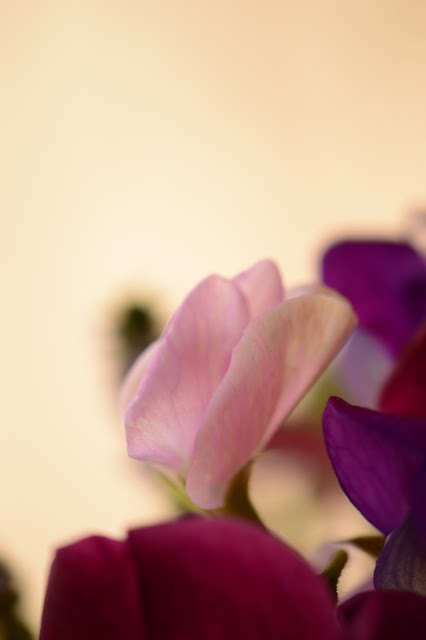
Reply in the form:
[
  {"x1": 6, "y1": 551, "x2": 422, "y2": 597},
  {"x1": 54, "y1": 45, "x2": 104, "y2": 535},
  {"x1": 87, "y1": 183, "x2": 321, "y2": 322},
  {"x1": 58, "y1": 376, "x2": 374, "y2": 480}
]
[
  {"x1": 219, "y1": 465, "x2": 265, "y2": 527},
  {"x1": 320, "y1": 549, "x2": 348, "y2": 604}
]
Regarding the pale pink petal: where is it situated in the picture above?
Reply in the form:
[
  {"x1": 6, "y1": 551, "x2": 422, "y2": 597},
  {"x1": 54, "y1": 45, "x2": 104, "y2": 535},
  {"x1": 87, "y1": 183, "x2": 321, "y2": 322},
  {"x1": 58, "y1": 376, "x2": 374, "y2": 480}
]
[
  {"x1": 119, "y1": 340, "x2": 160, "y2": 417},
  {"x1": 187, "y1": 286, "x2": 356, "y2": 509},
  {"x1": 125, "y1": 276, "x2": 251, "y2": 474},
  {"x1": 266, "y1": 286, "x2": 357, "y2": 443},
  {"x1": 233, "y1": 259, "x2": 285, "y2": 319}
]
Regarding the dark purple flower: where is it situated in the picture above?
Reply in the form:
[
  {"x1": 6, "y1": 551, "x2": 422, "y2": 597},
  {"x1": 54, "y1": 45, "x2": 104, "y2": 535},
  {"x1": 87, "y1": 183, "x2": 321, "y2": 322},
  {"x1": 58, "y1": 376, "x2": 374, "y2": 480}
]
[
  {"x1": 39, "y1": 517, "x2": 341, "y2": 640},
  {"x1": 323, "y1": 396, "x2": 426, "y2": 596},
  {"x1": 321, "y1": 240, "x2": 426, "y2": 356}
]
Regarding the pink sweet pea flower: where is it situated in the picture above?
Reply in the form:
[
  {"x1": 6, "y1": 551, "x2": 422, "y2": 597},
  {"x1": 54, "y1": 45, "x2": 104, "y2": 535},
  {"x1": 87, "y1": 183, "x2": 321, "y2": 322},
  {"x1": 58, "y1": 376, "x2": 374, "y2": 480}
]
[{"x1": 121, "y1": 260, "x2": 356, "y2": 509}]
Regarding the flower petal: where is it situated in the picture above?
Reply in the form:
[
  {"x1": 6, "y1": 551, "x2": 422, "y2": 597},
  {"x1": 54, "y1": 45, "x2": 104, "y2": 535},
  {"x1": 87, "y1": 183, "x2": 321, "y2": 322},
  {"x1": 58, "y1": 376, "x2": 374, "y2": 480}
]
[
  {"x1": 322, "y1": 240, "x2": 426, "y2": 355},
  {"x1": 379, "y1": 321, "x2": 426, "y2": 419},
  {"x1": 187, "y1": 287, "x2": 356, "y2": 509},
  {"x1": 332, "y1": 328, "x2": 393, "y2": 409},
  {"x1": 374, "y1": 513, "x2": 426, "y2": 597},
  {"x1": 233, "y1": 259, "x2": 285, "y2": 319},
  {"x1": 40, "y1": 535, "x2": 144, "y2": 640},
  {"x1": 127, "y1": 517, "x2": 340, "y2": 640},
  {"x1": 339, "y1": 590, "x2": 426, "y2": 640},
  {"x1": 125, "y1": 275, "x2": 250, "y2": 473},
  {"x1": 119, "y1": 340, "x2": 160, "y2": 417},
  {"x1": 323, "y1": 397, "x2": 426, "y2": 534}
]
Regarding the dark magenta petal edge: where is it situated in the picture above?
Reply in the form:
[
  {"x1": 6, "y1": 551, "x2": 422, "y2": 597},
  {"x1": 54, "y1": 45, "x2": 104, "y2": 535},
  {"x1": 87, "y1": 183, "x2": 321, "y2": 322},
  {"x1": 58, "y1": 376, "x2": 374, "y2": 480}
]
[{"x1": 339, "y1": 590, "x2": 426, "y2": 640}]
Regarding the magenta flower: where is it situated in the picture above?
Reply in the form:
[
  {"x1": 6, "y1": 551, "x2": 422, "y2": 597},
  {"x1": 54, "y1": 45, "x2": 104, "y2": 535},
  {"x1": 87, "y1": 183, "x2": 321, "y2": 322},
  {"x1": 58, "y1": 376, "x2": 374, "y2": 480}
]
[
  {"x1": 39, "y1": 517, "x2": 426, "y2": 639},
  {"x1": 39, "y1": 518, "x2": 341, "y2": 640},
  {"x1": 121, "y1": 260, "x2": 356, "y2": 509},
  {"x1": 338, "y1": 590, "x2": 426, "y2": 640}
]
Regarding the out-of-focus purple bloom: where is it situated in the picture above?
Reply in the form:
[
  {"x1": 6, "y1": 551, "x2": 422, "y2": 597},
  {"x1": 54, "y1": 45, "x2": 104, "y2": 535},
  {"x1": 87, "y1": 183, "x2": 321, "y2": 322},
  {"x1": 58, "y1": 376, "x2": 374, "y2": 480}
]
[
  {"x1": 321, "y1": 238, "x2": 426, "y2": 596},
  {"x1": 39, "y1": 517, "x2": 341, "y2": 640},
  {"x1": 322, "y1": 240, "x2": 426, "y2": 356},
  {"x1": 323, "y1": 397, "x2": 426, "y2": 596},
  {"x1": 39, "y1": 516, "x2": 426, "y2": 639},
  {"x1": 338, "y1": 590, "x2": 426, "y2": 640},
  {"x1": 379, "y1": 321, "x2": 426, "y2": 419}
]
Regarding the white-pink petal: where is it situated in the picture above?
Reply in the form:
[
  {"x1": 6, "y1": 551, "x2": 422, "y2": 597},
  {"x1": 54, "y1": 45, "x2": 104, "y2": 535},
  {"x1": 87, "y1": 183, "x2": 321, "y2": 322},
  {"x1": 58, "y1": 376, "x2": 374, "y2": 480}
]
[
  {"x1": 119, "y1": 340, "x2": 160, "y2": 418},
  {"x1": 186, "y1": 286, "x2": 357, "y2": 509},
  {"x1": 125, "y1": 275, "x2": 251, "y2": 474},
  {"x1": 233, "y1": 259, "x2": 285, "y2": 319}
]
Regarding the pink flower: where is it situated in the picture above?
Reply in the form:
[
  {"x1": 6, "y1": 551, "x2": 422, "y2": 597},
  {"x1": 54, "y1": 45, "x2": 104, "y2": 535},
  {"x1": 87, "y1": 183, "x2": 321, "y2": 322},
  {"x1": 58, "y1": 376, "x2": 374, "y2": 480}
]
[{"x1": 121, "y1": 260, "x2": 356, "y2": 509}]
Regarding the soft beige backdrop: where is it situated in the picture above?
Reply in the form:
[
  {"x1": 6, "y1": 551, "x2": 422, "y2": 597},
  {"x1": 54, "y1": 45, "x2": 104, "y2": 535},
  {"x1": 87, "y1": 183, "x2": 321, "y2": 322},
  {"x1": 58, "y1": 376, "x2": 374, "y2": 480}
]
[{"x1": 1, "y1": 0, "x2": 426, "y2": 626}]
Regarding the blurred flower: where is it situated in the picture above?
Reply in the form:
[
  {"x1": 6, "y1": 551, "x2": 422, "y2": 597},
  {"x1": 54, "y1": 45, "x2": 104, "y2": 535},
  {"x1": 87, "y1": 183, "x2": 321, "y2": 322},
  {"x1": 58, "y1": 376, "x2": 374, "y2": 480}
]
[
  {"x1": 320, "y1": 237, "x2": 426, "y2": 597},
  {"x1": 39, "y1": 517, "x2": 426, "y2": 640},
  {"x1": 322, "y1": 239, "x2": 426, "y2": 356},
  {"x1": 379, "y1": 320, "x2": 426, "y2": 419},
  {"x1": 321, "y1": 239, "x2": 426, "y2": 409},
  {"x1": 338, "y1": 590, "x2": 426, "y2": 640},
  {"x1": 323, "y1": 396, "x2": 426, "y2": 596},
  {"x1": 121, "y1": 260, "x2": 356, "y2": 509},
  {"x1": 39, "y1": 517, "x2": 340, "y2": 640}
]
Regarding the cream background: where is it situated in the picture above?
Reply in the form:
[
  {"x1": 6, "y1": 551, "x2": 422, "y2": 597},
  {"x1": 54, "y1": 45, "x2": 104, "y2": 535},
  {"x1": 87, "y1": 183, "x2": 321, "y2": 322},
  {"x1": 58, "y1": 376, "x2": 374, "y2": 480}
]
[{"x1": 1, "y1": 1, "x2": 426, "y2": 626}]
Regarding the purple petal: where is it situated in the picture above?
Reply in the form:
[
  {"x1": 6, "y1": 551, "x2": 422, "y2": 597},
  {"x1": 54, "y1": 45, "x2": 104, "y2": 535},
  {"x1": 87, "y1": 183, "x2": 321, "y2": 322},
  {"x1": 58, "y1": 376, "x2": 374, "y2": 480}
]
[
  {"x1": 233, "y1": 259, "x2": 285, "y2": 319},
  {"x1": 339, "y1": 590, "x2": 426, "y2": 640},
  {"x1": 322, "y1": 240, "x2": 426, "y2": 355},
  {"x1": 125, "y1": 276, "x2": 250, "y2": 473},
  {"x1": 187, "y1": 287, "x2": 356, "y2": 509},
  {"x1": 374, "y1": 513, "x2": 426, "y2": 597},
  {"x1": 323, "y1": 398, "x2": 426, "y2": 534},
  {"x1": 40, "y1": 535, "x2": 144, "y2": 640},
  {"x1": 332, "y1": 329, "x2": 393, "y2": 409},
  {"x1": 380, "y1": 321, "x2": 426, "y2": 419},
  {"x1": 127, "y1": 517, "x2": 340, "y2": 640}
]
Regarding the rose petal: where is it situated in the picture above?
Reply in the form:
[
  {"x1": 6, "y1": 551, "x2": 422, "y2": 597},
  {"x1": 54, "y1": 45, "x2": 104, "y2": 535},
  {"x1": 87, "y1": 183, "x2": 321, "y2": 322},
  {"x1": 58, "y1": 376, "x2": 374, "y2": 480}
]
[
  {"x1": 374, "y1": 513, "x2": 426, "y2": 597},
  {"x1": 128, "y1": 517, "x2": 340, "y2": 640},
  {"x1": 40, "y1": 535, "x2": 144, "y2": 640},
  {"x1": 380, "y1": 321, "x2": 426, "y2": 419},
  {"x1": 187, "y1": 287, "x2": 356, "y2": 509},
  {"x1": 322, "y1": 240, "x2": 426, "y2": 355},
  {"x1": 323, "y1": 397, "x2": 426, "y2": 534},
  {"x1": 125, "y1": 276, "x2": 250, "y2": 473},
  {"x1": 339, "y1": 590, "x2": 426, "y2": 640},
  {"x1": 233, "y1": 259, "x2": 285, "y2": 319}
]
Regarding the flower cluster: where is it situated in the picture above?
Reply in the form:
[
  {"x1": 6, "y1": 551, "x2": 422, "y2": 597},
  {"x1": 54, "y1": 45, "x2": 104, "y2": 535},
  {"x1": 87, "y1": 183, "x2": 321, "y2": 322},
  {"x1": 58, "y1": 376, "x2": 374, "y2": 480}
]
[
  {"x1": 322, "y1": 240, "x2": 426, "y2": 597},
  {"x1": 39, "y1": 246, "x2": 426, "y2": 639}
]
